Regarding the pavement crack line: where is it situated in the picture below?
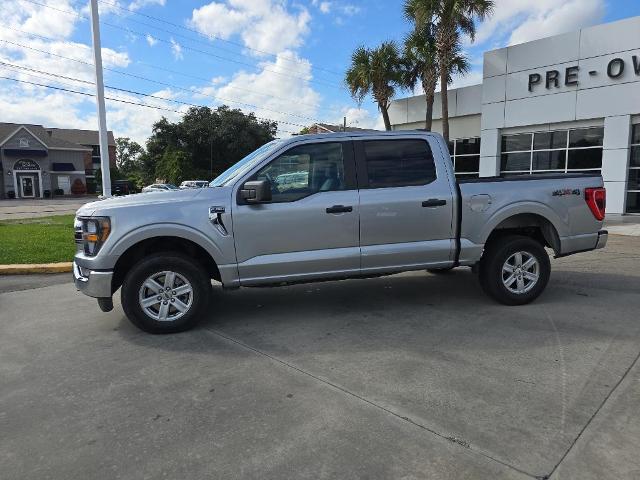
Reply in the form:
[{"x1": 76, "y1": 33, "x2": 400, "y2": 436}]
[
  {"x1": 204, "y1": 326, "x2": 539, "y2": 479},
  {"x1": 546, "y1": 346, "x2": 640, "y2": 479}
]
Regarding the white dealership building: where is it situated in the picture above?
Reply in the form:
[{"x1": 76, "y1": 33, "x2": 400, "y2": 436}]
[{"x1": 388, "y1": 16, "x2": 640, "y2": 214}]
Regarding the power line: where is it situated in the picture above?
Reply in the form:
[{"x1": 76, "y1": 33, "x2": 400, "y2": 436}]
[
  {"x1": 0, "y1": 61, "x2": 307, "y2": 129},
  {"x1": 16, "y1": 0, "x2": 343, "y2": 89},
  {"x1": 0, "y1": 37, "x2": 329, "y2": 124},
  {"x1": 0, "y1": 74, "x2": 299, "y2": 135},
  {"x1": 96, "y1": 0, "x2": 343, "y2": 77},
  {"x1": 2, "y1": 25, "x2": 336, "y2": 114}
]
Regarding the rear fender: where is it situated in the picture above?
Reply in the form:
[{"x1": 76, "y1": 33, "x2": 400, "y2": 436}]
[{"x1": 478, "y1": 201, "x2": 566, "y2": 247}]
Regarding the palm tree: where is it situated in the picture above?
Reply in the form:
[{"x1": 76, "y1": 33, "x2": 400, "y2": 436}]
[
  {"x1": 402, "y1": 26, "x2": 439, "y2": 131},
  {"x1": 402, "y1": 26, "x2": 469, "y2": 131},
  {"x1": 404, "y1": 0, "x2": 493, "y2": 142},
  {"x1": 345, "y1": 41, "x2": 403, "y2": 131}
]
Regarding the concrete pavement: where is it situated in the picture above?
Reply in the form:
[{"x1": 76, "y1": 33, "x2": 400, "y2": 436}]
[
  {"x1": 0, "y1": 197, "x2": 95, "y2": 220},
  {"x1": 1, "y1": 235, "x2": 639, "y2": 479}
]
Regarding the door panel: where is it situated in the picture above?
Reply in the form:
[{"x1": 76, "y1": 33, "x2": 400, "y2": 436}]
[
  {"x1": 233, "y1": 190, "x2": 360, "y2": 284},
  {"x1": 356, "y1": 138, "x2": 455, "y2": 271},
  {"x1": 232, "y1": 141, "x2": 360, "y2": 285}
]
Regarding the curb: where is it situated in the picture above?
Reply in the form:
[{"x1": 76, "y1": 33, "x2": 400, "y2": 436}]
[{"x1": 0, "y1": 262, "x2": 73, "y2": 275}]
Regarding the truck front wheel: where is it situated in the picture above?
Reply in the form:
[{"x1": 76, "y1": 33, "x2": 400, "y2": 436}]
[
  {"x1": 479, "y1": 235, "x2": 550, "y2": 306},
  {"x1": 121, "y1": 253, "x2": 212, "y2": 333}
]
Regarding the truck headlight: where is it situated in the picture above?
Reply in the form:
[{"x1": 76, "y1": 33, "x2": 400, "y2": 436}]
[{"x1": 76, "y1": 217, "x2": 111, "y2": 256}]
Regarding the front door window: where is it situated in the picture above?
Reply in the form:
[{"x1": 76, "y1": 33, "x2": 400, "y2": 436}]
[
  {"x1": 253, "y1": 142, "x2": 347, "y2": 202},
  {"x1": 21, "y1": 176, "x2": 35, "y2": 197}
]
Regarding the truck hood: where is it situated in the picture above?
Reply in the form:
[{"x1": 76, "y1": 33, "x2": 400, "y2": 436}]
[{"x1": 76, "y1": 188, "x2": 213, "y2": 217}]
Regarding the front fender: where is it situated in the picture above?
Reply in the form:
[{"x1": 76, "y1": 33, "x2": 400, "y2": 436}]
[
  {"x1": 75, "y1": 223, "x2": 228, "y2": 272},
  {"x1": 108, "y1": 223, "x2": 226, "y2": 264}
]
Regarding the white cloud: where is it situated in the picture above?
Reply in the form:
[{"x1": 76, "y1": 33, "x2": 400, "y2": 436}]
[
  {"x1": 196, "y1": 50, "x2": 321, "y2": 134},
  {"x1": 312, "y1": 0, "x2": 360, "y2": 16},
  {"x1": 106, "y1": 90, "x2": 185, "y2": 144},
  {"x1": 145, "y1": 34, "x2": 157, "y2": 47},
  {"x1": 190, "y1": 0, "x2": 311, "y2": 55},
  {"x1": 472, "y1": 0, "x2": 605, "y2": 47},
  {"x1": 509, "y1": 0, "x2": 605, "y2": 45},
  {"x1": 0, "y1": 0, "x2": 162, "y2": 144},
  {"x1": 336, "y1": 107, "x2": 381, "y2": 130},
  {"x1": 170, "y1": 38, "x2": 183, "y2": 60},
  {"x1": 129, "y1": 0, "x2": 166, "y2": 11}
]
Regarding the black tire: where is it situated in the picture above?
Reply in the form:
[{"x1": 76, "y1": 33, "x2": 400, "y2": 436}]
[
  {"x1": 121, "y1": 253, "x2": 212, "y2": 334},
  {"x1": 427, "y1": 267, "x2": 455, "y2": 274},
  {"x1": 479, "y1": 235, "x2": 550, "y2": 306}
]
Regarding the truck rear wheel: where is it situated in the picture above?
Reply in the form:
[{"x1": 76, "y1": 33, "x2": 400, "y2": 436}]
[
  {"x1": 121, "y1": 253, "x2": 212, "y2": 334},
  {"x1": 479, "y1": 235, "x2": 550, "y2": 306}
]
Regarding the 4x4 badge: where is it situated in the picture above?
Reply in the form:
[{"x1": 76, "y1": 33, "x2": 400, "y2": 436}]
[{"x1": 552, "y1": 188, "x2": 580, "y2": 197}]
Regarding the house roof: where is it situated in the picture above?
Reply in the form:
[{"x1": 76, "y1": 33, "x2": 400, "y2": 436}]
[
  {"x1": 312, "y1": 123, "x2": 380, "y2": 133},
  {"x1": 46, "y1": 127, "x2": 116, "y2": 147},
  {"x1": 0, "y1": 122, "x2": 114, "y2": 150}
]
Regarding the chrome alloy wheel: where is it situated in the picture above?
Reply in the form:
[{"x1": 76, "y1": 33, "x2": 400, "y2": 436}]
[
  {"x1": 138, "y1": 271, "x2": 193, "y2": 322},
  {"x1": 501, "y1": 251, "x2": 540, "y2": 294}
]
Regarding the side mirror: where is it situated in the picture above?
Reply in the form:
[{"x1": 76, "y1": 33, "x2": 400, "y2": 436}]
[{"x1": 241, "y1": 180, "x2": 272, "y2": 203}]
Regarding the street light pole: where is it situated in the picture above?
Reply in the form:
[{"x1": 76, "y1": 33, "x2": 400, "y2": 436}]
[{"x1": 89, "y1": 0, "x2": 111, "y2": 197}]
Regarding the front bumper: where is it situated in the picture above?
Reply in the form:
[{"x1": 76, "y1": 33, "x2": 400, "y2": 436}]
[
  {"x1": 73, "y1": 261, "x2": 113, "y2": 298},
  {"x1": 595, "y1": 229, "x2": 608, "y2": 250}
]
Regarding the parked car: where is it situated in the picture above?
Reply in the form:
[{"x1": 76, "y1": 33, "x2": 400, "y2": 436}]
[
  {"x1": 112, "y1": 180, "x2": 138, "y2": 196},
  {"x1": 141, "y1": 183, "x2": 179, "y2": 193},
  {"x1": 74, "y1": 131, "x2": 608, "y2": 333},
  {"x1": 180, "y1": 180, "x2": 209, "y2": 189}
]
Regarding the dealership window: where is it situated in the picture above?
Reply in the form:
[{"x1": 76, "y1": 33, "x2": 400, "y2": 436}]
[
  {"x1": 500, "y1": 127, "x2": 604, "y2": 176},
  {"x1": 448, "y1": 137, "x2": 480, "y2": 178},
  {"x1": 627, "y1": 124, "x2": 640, "y2": 213}
]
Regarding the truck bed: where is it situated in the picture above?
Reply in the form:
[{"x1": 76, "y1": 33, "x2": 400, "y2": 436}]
[{"x1": 455, "y1": 172, "x2": 605, "y2": 265}]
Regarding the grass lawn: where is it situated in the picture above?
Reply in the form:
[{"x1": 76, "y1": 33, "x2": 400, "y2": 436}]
[{"x1": 0, "y1": 215, "x2": 76, "y2": 264}]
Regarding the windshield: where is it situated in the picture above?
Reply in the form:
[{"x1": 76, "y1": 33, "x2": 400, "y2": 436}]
[
  {"x1": 210, "y1": 140, "x2": 284, "y2": 187},
  {"x1": 166, "y1": 184, "x2": 178, "y2": 190}
]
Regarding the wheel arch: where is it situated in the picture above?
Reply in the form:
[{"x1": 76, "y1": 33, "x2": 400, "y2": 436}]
[
  {"x1": 483, "y1": 209, "x2": 562, "y2": 255},
  {"x1": 111, "y1": 235, "x2": 221, "y2": 293}
]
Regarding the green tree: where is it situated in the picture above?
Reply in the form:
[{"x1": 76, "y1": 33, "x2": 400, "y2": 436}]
[
  {"x1": 144, "y1": 106, "x2": 277, "y2": 183},
  {"x1": 402, "y1": 25, "x2": 470, "y2": 131},
  {"x1": 95, "y1": 166, "x2": 124, "y2": 191},
  {"x1": 404, "y1": 0, "x2": 493, "y2": 142},
  {"x1": 115, "y1": 137, "x2": 145, "y2": 177},
  {"x1": 155, "y1": 149, "x2": 193, "y2": 185},
  {"x1": 345, "y1": 41, "x2": 404, "y2": 131}
]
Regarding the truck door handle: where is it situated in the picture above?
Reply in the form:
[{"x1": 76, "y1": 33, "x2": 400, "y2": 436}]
[
  {"x1": 326, "y1": 205, "x2": 353, "y2": 214},
  {"x1": 422, "y1": 199, "x2": 447, "y2": 208}
]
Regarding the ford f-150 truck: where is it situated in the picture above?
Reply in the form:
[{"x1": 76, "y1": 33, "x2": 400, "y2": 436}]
[{"x1": 73, "y1": 131, "x2": 608, "y2": 333}]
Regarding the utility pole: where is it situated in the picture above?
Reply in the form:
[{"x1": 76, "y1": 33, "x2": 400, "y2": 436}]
[
  {"x1": 343, "y1": 116, "x2": 347, "y2": 132},
  {"x1": 89, "y1": 0, "x2": 111, "y2": 197}
]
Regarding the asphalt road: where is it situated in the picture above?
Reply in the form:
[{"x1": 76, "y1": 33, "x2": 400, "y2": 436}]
[{"x1": 1, "y1": 236, "x2": 639, "y2": 479}]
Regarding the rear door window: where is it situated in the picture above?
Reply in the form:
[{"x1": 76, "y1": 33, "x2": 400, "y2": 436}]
[{"x1": 361, "y1": 139, "x2": 436, "y2": 188}]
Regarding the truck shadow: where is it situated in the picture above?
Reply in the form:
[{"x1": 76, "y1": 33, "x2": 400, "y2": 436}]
[{"x1": 116, "y1": 268, "x2": 640, "y2": 356}]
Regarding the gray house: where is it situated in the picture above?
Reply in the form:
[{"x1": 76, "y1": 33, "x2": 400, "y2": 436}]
[{"x1": 0, "y1": 123, "x2": 116, "y2": 199}]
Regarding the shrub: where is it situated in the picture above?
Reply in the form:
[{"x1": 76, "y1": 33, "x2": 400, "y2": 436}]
[
  {"x1": 71, "y1": 179, "x2": 87, "y2": 195},
  {"x1": 54, "y1": 188, "x2": 64, "y2": 196}
]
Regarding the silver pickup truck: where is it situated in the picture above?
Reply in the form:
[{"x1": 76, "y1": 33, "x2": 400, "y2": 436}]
[{"x1": 73, "y1": 131, "x2": 608, "y2": 333}]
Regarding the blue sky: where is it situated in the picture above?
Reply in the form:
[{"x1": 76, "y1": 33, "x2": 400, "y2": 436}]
[{"x1": 1, "y1": 0, "x2": 639, "y2": 143}]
